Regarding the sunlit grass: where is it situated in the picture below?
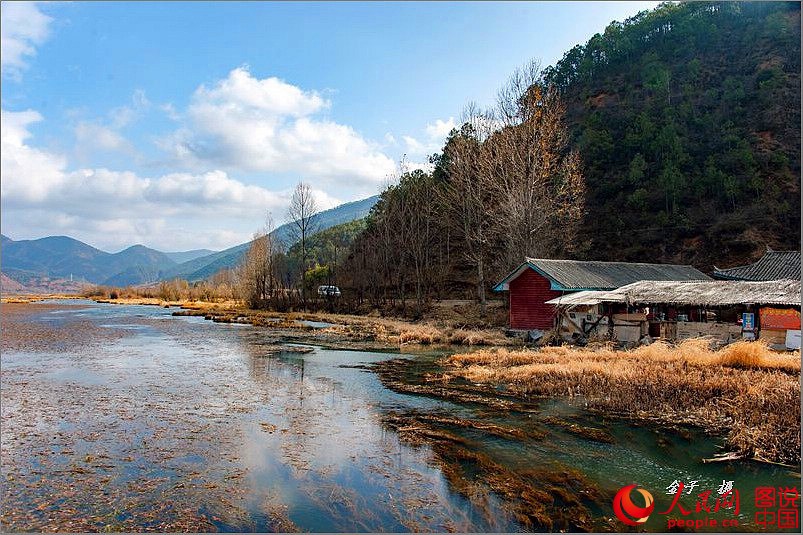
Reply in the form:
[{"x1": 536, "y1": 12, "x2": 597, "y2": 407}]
[
  {"x1": 444, "y1": 340, "x2": 801, "y2": 464},
  {"x1": 399, "y1": 325, "x2": 444, "y2": 345}
]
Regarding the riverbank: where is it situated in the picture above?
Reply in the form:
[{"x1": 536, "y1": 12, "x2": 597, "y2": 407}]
[
  {"x1": 0, "y1": 294, "x2": 86, "y2": 304},
  {"x1": 439, "y1": 341, "x2": 801, "y2": 465},
  {"x1": 71, "y1": 295, "x2": 516, "y2": 350}
]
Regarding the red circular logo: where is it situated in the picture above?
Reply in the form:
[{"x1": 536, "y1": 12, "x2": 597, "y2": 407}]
[{"x1": 613, "y1": 484, "x2": 655, "y2": 526}]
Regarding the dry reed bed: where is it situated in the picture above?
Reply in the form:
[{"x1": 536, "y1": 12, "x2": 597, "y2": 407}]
[
  {"x1": 83, "y1": 295, "x2": 512, "y2": 347},
  {"x1": 397, "y1": 324, "x2": 508, "y2": 346},
  {"x1": 319, "y1": 320, "x2": 510, "y2": 347},
  {"x1": 166, "y1": 301, "x2": 510, "y2": 347},
  {"x1": 443, "y1": 340, "x2": 801, "y2": 465},
  {"x1": 93, "y1": 297, "x2": 241, "y2": 309}
]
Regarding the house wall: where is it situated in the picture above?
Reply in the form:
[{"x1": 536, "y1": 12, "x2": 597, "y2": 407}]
[
  {"x1": 508, "y1": 268, "x2": 562, "y2": 330},
  {"x1": 558, "y1": 306, "x2": 605, "y2": 337}
]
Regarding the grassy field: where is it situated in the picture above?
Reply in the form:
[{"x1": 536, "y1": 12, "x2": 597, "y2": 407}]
[{"x1": 443, "y1": 340, "x2": 801, "y2": 465}]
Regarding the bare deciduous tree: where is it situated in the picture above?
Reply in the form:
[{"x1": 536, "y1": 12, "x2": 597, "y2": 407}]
[
  {"x1": 287, "y1": 182, "x2": 319, "y2": 307},
  {"x1": 490, "y1": 60, "x2": 586, "y2": 270},
  {"x1": 238, "y1": 214, "x2": 280, "y2": 308},
  {"x1": 340, "y1": 60, "x2": 585, "y2": 318},
  {"x1": 437, "y1": 104, "x2": 499, "y2": 313}
]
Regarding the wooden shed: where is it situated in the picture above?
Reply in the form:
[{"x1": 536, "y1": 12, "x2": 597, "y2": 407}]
[
  {"x1": 547, "y1": 279, "x2": 802, "y2": 348},
  {"x1": 493, "y1": 258, "x2": 709, "y2": 331}
]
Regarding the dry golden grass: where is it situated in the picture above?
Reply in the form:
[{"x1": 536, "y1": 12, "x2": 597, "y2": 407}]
[
  {"x1": 397, "y1": 324, "x2": 509, "y2": 346},
  {"x1": 1, "y1": 297, "x2": 39, "y2": 304},
  {"x1": 1, "y1": 294, "x2": 84, "y2": 304},
  {"x1": 96, "y1": 297, "x2": 165, "y2": 306},
  {"x1": 399, "y1": 325, "x2": 444, "y2": 345},
  {"x1": 447, "y1": 329, "x2": 489, "y2": 345},
  {"x1": 715, "y1": 340, "x2": 794, "y2": 369},
  {"x1": 444, "y1": 328, "x2": 511, "y2": 346},
  {"x1": 90, "y1": 296, "x2": 242, "y2": 310},
  {"x1": 444, "y1": 340, "x2": 801, "y2": 465},
  {"x1": 447, "y1": 339, "x2": 800, "y2": 372}
]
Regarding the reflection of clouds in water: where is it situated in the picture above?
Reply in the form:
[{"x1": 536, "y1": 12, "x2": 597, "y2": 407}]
[
  {"x1": 2, "y1": 302, "x2": 520, "y2": 532},
  {"x1": 3, "y1": 306, "x2": 270, "y2": 530},
  {"x1": 237, "y1": 346, "x2": 388, "y2": 472},
  {"x1": 235, "y1": 340, "x2": 500, "y2": 531}
]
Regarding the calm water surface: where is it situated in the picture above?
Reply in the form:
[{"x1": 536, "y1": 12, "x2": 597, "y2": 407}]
[{"x1": 1, "y1": 300, "x2": 797, "y2": 532}]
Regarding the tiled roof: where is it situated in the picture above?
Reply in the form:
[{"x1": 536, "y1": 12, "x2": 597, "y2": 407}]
[
  {"x1": 546, "y1": 279, "x2": 801, "y2": 307},
  {"x1": 494, "y1": 258, "x2": 709, "y2": 292},
  {"x1": 713, "y1": 251, "x2": 801, "y2": 281}
]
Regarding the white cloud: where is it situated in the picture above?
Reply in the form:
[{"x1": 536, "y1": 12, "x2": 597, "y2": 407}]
[
  {"x1": 307, "y1": 187, "x2": 341, "y2": 212},
  {"x1": 2, "y1": 66, "x2": 384, "y2": 250},
  {"x1": 397, "y1": 116, "x2": 456, "y2": 171},
  {"x1": 143, "y1": 170, "x2": 288, "y2": 213},
  {"x1": 160, "y1": 67, "x2": 396, "y2": 186},
  {"x1": 1, "y1": 108, "x2": 339, "y2": 251},
  {"x1": 108, "y1": 107, "x2": 136, "y2": 129},
  {"x1": 424, "y1": 117, "x2": 456, "y2": 139},
  {"x1": 402, "y1": 135, "x2": 425, "y2": 155},
  {"x1": 108, "y1": 89, "x2": 151, "y2": 128},
  {"x1": 132, "y1": 89, "x2": 150, "y2": 109},
  {"x1": 195, "y1": 66, "x2": 327, "y2": 117},
  {"x1": 72, "y1": 90, "x2": 156, "y2": 163},
  {"x1": 75, "y1": 122, "x2": 135, "y2": 156},
  {"x1": 1, "y1": 2, "x2": 53, "y2": 79},
  {"x1": 160, "y1": 102, "x2": 181, "y2": 121},
  {"x1": 401, "y1": 116, "x2": 456, "y2": 157},
  {"x1": 1, "y1": 109, "x2": 66, "y2": 202}
]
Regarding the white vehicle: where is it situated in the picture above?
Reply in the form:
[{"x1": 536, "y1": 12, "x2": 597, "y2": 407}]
[{"x1": 317, "y1": 285, "x2": 341, "y2": 297}]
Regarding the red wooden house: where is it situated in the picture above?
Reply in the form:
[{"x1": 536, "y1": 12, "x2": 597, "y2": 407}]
[{"x1": 493, "y1": 258, "x2": 709, "y2": 331}]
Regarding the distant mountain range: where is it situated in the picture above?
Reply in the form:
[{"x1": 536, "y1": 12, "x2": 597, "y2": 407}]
[
  {"x1": 1, "y1": 195, "x2": 378, "y2": 291},
  {"x1": 0, "y1": 235, "x2": 210, "y2": 288}
]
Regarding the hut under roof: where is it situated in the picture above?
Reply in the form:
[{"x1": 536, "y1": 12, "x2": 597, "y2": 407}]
[
  {"x1": 545, "y1": 279, "x2": 800, "y2": 348},
  {"x1": 546, "y1": 279, "x2": 801, "y2": 308}
]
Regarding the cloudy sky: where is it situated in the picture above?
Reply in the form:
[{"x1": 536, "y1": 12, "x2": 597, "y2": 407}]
[{"x1": 1, "y1": 1, "x2": 657, "y2": 252}]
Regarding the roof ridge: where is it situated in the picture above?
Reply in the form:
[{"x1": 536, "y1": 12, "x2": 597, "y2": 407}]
[
  {"x1": 714, "y1": 251, "x2": 801, "y2": 268},
  {"x1": 526, "y1": 257, "x2": 697, "y2": 268}
]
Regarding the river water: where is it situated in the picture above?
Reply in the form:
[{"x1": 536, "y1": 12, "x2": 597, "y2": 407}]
[{"x1": 1, "y1": 300, "x2": 798, "y2": 532}]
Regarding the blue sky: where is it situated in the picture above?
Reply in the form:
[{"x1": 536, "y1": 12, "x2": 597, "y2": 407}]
[{"x1": 1, "y1": 1, "x2": 657, "y2": 251}]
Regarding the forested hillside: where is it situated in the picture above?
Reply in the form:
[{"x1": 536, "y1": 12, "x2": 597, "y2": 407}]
[
  {"x1": 542, "y1": 1, "x2": 800, "y2": 269},
  {"x1": 331, "y1": 1, "x2": 801, "y2": 315}
]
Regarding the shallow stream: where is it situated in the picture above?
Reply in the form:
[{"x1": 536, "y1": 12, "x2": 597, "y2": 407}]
[{"x1": 1, "y1": 300, "x2": 797, "y2": 531}]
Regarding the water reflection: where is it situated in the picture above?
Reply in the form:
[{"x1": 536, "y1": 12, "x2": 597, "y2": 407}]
[
  {"x1": 1, "y1": 301, "x2": 798, "y2": 532},
  {"x1": 234, "y1": 334, "x2": 510, "y2": 531}
]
